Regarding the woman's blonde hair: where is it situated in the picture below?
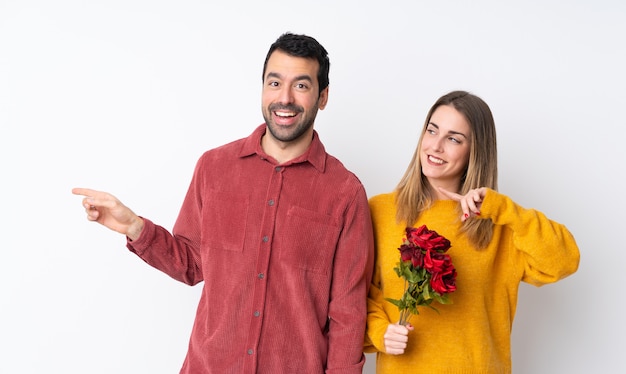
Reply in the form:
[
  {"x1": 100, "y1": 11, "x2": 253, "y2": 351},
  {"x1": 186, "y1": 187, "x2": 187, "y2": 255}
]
[{"x1": 395, "y1": 90, "x2": 498, "y2": 249}]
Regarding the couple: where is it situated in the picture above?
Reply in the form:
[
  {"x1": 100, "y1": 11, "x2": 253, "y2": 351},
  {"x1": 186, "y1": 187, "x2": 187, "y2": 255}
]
[{"x1": 73, "y1": 32, "x2": 579, "y2": 374}]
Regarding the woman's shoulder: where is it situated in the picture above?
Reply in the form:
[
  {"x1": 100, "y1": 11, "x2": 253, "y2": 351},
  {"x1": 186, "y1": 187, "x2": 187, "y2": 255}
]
[
  {"x1": 368, "y1": 192, "x2": 398, "y2": 220},
  {"x1": 368, "y1": 191, "x2": 396, "y2": 207}
]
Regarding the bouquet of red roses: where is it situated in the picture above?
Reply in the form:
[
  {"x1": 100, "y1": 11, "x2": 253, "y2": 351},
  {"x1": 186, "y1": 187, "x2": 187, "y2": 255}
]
[{"x1": 385, "y1": 225, "x2": 457, "y2": 325}]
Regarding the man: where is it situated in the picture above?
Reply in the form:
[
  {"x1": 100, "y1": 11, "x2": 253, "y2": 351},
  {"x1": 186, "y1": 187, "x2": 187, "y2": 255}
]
[{"x1": 73, "y1": 32, "x2": 374, "y2": 374}]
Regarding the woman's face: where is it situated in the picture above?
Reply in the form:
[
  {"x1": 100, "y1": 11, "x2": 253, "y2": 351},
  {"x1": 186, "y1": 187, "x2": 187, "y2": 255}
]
[{"x1": 420, "y1": 104, "x2": 472, "y2": 191}]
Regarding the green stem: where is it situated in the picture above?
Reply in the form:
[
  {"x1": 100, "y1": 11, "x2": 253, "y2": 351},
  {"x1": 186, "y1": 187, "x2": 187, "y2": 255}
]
[{"x1": 398, "y1": 309, "x2": 411, "y2": 326}]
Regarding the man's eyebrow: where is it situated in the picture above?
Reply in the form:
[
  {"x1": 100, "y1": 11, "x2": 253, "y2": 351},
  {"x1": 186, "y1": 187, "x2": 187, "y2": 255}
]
[
  {"x1": 265, "y1": 72, "x2": 313, "y2": 82},
  {"x1": 266, "y1": 72, "x2": 281, "y2": 80},
  {"x1": 293, "y1": 74, "x2": 313, "y2": 82}
]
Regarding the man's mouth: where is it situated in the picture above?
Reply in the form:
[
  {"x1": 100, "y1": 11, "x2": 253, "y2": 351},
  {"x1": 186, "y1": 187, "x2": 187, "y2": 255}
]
[
  {"x1": 274, "y1": 110, "x2": 297, "y2": 118},
  {"x1": 270, "y1": 104, "x2": 302, "y2": 118}
]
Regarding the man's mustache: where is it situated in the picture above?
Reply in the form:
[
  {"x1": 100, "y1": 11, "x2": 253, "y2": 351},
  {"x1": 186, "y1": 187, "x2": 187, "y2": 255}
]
[{"x1": 269, "y1": 104, "x2": 303, "y2": 113}]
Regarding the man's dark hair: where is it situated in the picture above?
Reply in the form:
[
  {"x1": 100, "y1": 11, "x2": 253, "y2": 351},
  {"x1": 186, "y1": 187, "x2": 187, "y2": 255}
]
[{"x1": 262, "y1": 32, "x2": 330, "y2": 93}]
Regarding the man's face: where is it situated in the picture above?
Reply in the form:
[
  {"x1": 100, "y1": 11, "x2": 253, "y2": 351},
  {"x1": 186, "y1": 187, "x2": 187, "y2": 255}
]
[{"x1": 262, "y1": 50, "x2": 328, "y2": 144}]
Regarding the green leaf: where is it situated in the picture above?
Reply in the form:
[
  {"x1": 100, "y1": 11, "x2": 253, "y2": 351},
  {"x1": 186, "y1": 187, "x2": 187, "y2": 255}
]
[
  {"x1": 385, "y1": 297, "x2": 404, "y2": 309},
  {"x1": 392, "y1": 265, "x2": 402, "y2": 278}
]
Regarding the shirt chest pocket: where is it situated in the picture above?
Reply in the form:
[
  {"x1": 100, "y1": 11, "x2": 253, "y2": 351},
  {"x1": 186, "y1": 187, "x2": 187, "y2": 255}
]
[
  {"x1": 278, "y1": 206, "x2": 341, "y2": 275},
  {"x1": 202, "y1": 189, "x2": 249, "y2": 253}
]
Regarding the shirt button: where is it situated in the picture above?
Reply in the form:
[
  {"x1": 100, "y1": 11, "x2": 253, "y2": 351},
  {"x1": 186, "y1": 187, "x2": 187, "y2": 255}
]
[
  {"x1": 254, "y1": 311, "x2": 260, "y2": 317},
  {"x1": 262, "y1": 236, "x2": 269, "y2": 243},
  {"x1": 258, "y1": 273, "x2": 264, "y2": 279},
  {"x1": 275, "y1": 166, "x2": 282, "y2": 172},
  {"x1": 268, "y1": 199, "x2": 275, "y2": 206},
  {"x1": 247, "y1": 349, "x2": 253, "y2": 355}
]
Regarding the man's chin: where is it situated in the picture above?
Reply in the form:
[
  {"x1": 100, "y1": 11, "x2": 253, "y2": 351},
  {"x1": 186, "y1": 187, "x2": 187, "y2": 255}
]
[{"x1": 266, "y1": 122, "x2": 308, "y2": 142}]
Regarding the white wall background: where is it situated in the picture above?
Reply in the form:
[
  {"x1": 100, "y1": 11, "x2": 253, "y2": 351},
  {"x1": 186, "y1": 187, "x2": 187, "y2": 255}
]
[{"x1": 1, "y1": 0, "x2": 624, "y2": 373}]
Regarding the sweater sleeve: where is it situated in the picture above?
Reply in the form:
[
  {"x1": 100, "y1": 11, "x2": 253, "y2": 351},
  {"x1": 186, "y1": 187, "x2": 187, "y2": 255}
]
[
  {"x1": 480, "y1": 188, "x2": 580, "y2": 286},
  {"x1": 364, "y1": 194, "x2": 394, "y2": 354},
  {"x1": 364, "y1": 276, "x2": 391, "y2": 353}
]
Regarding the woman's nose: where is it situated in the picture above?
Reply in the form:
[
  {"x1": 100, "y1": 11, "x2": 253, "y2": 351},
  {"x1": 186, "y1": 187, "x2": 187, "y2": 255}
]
[{"x1": 432, "y1": 137, "x2": 445, "y2": 152}]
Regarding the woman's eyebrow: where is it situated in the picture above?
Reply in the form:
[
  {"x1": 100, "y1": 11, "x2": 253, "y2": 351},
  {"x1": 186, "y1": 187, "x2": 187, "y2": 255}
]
[{"x1": 428, "y1": 122, "x2": 468, "y2": 138}]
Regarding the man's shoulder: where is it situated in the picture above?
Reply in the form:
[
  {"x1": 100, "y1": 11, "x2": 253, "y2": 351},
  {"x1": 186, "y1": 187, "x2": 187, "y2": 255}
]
[
  {"x1": 323, "y1": 153, "x2": 365, "y2": 187},
  {"x1": 197, "y1": 125, "x2": 263, "y2": 160},
  {"x1": 197, "y1": 131, "x2": 253, "y2": 162},
  {"x1": 206, "y1": 137, "x2": 245, "y2": 153}
]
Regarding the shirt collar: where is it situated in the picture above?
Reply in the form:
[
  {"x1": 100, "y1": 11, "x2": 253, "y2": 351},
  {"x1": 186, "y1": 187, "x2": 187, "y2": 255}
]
[{"x1": 239, "y1": 124, "x2": 327, "y2": 173}]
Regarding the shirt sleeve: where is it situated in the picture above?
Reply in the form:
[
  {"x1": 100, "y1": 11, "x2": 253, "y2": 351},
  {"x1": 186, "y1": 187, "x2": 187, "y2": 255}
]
[
  {"x1": 125, "y1": 158, "x2": 205, "y2": 286},
  {"x1": 325, "y1": 186, "x2": 375, "y2": 373},
  {"x1": 480, "y1": 188, "x2": 580, "y2": 286}
]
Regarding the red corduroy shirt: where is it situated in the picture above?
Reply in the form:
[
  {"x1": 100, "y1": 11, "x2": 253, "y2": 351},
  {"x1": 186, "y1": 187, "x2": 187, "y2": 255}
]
[{"x1": 127, "y1": 124, "x2": 374, "y2": 373}]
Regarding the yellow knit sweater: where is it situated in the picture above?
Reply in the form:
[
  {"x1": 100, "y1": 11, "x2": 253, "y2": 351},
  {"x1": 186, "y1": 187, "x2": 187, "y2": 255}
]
[{"x1": 364, "y1": 189, "x2": 579, "y2": 374}]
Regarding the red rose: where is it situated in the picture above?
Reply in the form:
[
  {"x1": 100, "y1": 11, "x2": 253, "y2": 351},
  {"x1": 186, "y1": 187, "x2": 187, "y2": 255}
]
[
  {"x1": 407, "y1": 225, "x2": 451, "y2": 252},
  {"x1": 388, "y1": 225, "x2": 456, "y2": 324},
  {"x1": 430, "y1": 261, "x2": 457, "y2": 294},
  {"x1": 400, "y1": 243, "x2": 424, "y2": 267},
  {"x1": 423, "y1": 250, "x2": 449, "y2": 273}
]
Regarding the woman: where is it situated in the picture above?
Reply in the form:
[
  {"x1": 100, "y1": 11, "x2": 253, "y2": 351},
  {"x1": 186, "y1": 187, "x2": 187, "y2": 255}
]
[{"x1": 364, "y1": 90, "x2": 579, "y2": 373}]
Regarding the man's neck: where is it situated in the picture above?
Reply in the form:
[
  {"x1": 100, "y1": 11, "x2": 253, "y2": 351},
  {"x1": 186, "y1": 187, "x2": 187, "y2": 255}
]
[{"x1": 260, "y1": 131, "x2": 313, "y2": 164}]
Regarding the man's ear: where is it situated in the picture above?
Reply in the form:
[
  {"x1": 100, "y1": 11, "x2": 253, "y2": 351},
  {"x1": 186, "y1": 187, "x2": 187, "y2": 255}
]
[{"x1": 318, "y1": 87, "x2": 329, "y2": 110}]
